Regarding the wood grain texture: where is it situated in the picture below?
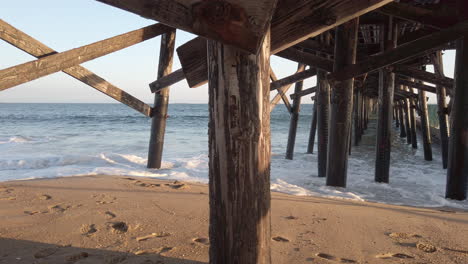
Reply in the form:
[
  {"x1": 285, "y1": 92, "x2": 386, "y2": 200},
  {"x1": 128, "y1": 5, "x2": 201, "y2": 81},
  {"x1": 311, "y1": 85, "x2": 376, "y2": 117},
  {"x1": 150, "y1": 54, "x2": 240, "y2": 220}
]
[
  {"x1": 270, "y1": 0, "x2": 393, "y2": 54},
  {"x1": 0, "y1": 19, "x2": 152, "y2": 117},
  {"x1": 326, "y1": 18, "x2": 359, "y2": 188},
  {"x1": 207, "y1": 30, "x2": 271, "y2": 263},
  {"x1": 96, "y1": 0, "x2": 278, "y2": 53},
  {"x1": 0, "y1": 23, "x2": 172, "y2": 92}
]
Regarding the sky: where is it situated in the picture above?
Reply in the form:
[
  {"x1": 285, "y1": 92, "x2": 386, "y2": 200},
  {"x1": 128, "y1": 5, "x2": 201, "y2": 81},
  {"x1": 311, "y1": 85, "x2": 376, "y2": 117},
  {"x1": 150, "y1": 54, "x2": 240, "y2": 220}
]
[{"x1": 0, "y1": 1, "x2": 455, "y2": 105}]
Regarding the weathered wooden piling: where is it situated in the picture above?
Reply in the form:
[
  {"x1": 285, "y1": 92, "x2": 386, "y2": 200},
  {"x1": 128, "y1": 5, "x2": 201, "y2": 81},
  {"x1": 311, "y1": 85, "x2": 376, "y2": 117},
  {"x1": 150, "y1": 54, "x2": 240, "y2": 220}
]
[
  {"x1": 317, "y1": 34, "x2": 331, "y2": 177},
  {"x1": 394, "y1": 103, "x2": 400, "y2": 128},
  {"x1": 403, "y1": 92, "x2": 412, "y2": 144},
  {"x1": 398, "y1": 101, "x2": 407, "y2": 138},
  {"x1": 207, "y1": 30, "x2": 271, "y2": 263},
  {"x1": 353, "y1": 87, "x2": 361, "y2": 146},
  {"x1": 326, "y1": 18, "x2": 358, "y2": 187},
  {"x1": 418, "y1": 86, "x2": 433, "y2": 161},
  {"x1": 286, "y1": 63, "x2": 306, "y2": 160},
  {"x1": 147, "y1": 30, "x2": 176, "y2": 169},
  {"x1": 408, "y1": 87, "x2": 418, "y2": 149},
  {"x1": 446, "y1": 37, "x2": 468, "y2": 201},
  {"x1": 375, "y1": 18, "x2": 396, "y2": 184},
  {"x1": 307, "y1": 101, "x2": 318, "y2": 154},
  {"x1": 433, "y1": 51, "x2": 450, "y2": 169}
]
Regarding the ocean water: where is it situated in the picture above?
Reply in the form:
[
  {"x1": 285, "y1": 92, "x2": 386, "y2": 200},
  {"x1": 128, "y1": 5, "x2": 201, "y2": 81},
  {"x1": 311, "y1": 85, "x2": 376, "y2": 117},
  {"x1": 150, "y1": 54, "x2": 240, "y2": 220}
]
[{"x1": 0, "y1": 103, "x2": 466, "y2": 209}]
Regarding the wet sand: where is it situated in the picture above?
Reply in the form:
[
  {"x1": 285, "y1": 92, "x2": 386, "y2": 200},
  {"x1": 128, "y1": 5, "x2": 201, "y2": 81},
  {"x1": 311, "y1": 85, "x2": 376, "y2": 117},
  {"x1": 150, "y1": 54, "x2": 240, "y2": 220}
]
[{"x1": 0, "y1": 175, "x2": 467, "y2": 264}]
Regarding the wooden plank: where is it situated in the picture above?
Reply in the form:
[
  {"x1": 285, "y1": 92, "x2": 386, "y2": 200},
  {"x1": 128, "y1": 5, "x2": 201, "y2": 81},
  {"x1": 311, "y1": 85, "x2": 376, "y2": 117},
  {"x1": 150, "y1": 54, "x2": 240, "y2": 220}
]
[
  {"x1": 149, "y1": 68, "x2": 185, "y2": 93},
  {"x1": 96, "y1": 0, "x2": 278, "y2": 54},
  {"x1": 290, "y1": 86, "x2": 316, "y2": 100},
  {"x1": 147, "y1": 30, "x2": 176, "y2": 169},
  {"x1": 396, "y1": 78, "x2": 437, "y2": 94},
  {"x1": 270, "y1": 0, "x2": 393, "y2": 54},
  {"x1": 0, "y1": 23, "x2": 172, "y2": 92},
  {"x1": 393, "y1": 66, "x2": 454, "y2": 91},
  {"x1": 326, "y1": 18, "x2": 359, "y2": 188},
  {"x1": 207, "y1": 29, "x2": 271, "y2": 263},
  {"x1": 446, "y1": 37, "x2": 468, "y2": 200},
  {"x1": 0, "y1": 19, "x2": 152, "y2": 117},
  {"x1": 276, "y1": 48, "x2": 333, "y2": 72},
  {"x1": 328, "y1": 21, "x2": 468, "y2": 82},
  {"x1": 270, "y1": 68, "x2": 317, "y2": 91},
  {"x1": 295, "y1": 38, "x2": 334, "y2": 55},
  {"x1": 176, "y1": 37, "x2": 208, "y2": 88},
  {"x1": 377, "y1": 2, "x2": 459, "y2": 29},
  {"x1": 285, "y1": 63, "x2": 305, "y2": 160}
]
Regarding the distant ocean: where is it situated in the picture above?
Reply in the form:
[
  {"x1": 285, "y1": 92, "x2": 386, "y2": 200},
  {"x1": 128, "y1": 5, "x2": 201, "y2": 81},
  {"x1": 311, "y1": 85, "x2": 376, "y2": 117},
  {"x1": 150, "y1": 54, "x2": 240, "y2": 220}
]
[{"x1": 0, "y1": 103, "x2": 466, "y2": 209}]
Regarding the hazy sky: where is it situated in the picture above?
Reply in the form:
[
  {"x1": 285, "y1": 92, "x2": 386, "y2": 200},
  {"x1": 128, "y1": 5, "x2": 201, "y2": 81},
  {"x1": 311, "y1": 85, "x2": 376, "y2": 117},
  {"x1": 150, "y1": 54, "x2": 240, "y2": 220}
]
[{"x1": 0, "y1": 1, "x2": 455, "y2": 105}]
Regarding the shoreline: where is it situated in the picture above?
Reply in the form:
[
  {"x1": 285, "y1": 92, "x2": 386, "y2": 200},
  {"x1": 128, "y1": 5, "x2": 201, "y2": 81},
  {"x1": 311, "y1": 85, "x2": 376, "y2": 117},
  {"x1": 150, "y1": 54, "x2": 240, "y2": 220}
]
[{"x1": 1, "y1": 175, "x2": 467, "y2": 263}]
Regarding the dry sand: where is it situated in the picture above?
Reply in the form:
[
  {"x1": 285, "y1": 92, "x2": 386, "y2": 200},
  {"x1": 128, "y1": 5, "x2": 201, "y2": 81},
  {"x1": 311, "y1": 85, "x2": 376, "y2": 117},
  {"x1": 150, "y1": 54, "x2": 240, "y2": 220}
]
[{"x1": 0, "y1": 175, "x2": 467, "y2": 264}]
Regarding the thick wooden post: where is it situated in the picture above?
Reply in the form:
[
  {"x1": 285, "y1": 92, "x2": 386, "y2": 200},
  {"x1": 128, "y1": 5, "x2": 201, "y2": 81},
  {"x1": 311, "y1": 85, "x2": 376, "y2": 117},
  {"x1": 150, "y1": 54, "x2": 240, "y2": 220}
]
[
  {"x1": 147, "y1": 30, "x2": 176, "y2": 168},
  {"x1": 433, "y1": 51, "x2": 450, "y2": 169},
  {"x1": 446, "y1": 37, "x2": 468, "y2": 200},
  {"x1": 418, "y1": 87, "x2": 433, "y2": 161},
  {"x1": 307, "y1": 101, "x2": 318, "y2": 154},
  {"x1": 375, "y1": 18, "x2": 396, "y2": 183},
  {"x1": 207, "y1": 30, "x2": 271, "y2": 263},
  {"x1": 403, "y1": 93, "x2": 412, "y2": 144},
  {"x1": 317, "y1": 34, "x2": 331, "y2": 177},
  {"x1": 394, "y1": 102, "x2": 400, "y2": 128},
  {"x1": 408, "y1": 87, "x2": 418, "y2": 149},
  {"x1": 353, "y1": 87, "x2": 361, "y2": 146},
  {"x1": 326, "y1": 18, "x2": 359, "y2": 187},
  {"x1": 286, "y1": 63, "x2": 305, "y2": 160},
  {"x1": 398, "y1": 100, "x2": 407, "y2": 138}
]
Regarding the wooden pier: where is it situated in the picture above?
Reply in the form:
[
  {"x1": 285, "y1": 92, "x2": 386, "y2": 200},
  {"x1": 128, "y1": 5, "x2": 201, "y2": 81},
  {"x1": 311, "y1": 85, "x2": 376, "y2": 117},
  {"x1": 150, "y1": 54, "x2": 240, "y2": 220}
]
[{"x1": 1, "y1": 0, "x2": 468, "y2": 263}]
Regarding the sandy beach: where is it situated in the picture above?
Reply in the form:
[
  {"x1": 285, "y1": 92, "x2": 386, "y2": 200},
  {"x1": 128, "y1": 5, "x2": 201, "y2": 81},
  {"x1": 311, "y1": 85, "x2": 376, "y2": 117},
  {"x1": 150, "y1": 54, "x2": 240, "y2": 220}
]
[{"x1": 0, "y1": 175, "x2": 467, "y2": 264}]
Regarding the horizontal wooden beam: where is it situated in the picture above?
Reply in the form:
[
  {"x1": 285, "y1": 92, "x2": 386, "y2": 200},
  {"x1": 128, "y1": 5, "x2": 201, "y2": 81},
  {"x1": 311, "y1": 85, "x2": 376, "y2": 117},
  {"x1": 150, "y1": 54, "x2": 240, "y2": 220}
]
[
  {"x1": 396, "y1": 78, "x2": 437, "y2": 94},
  {"x1": 0, "y1": 23, "x2": 172, "y2": 93},
  {"x1": 270, "y1": 0, "x2": 393, "y2": 54},
  {"x1": 96, "y1": 0, "x2": 278, "y2": 54},
  {"x1": 0, "y1": 19, "x2": 153, "y2": 117},
  {"x1": 393, "y1": 66, "x2": 454, "y2": 89},
  {"x1": 270, "y1": 68, "x2": 316, "y2": 91},
  {"x1": 328, "y1": 21, "x2": 468, "y2": 82},
  {"x1": 377, "y1": 2, "x2": 458, "y2": 29},
  {"x1": 276, "y1": 48, "x2": 333, "y2": 72},
  {"x1": 270, "y1": 66, "x2": 303, "y2": 112},
  {"x1": 290, "y1": 86, "x2": 316, "y2": 100},
  {"x1": 295, "y1": 39, "x2": 334, "y2": 55},
  {"x1": 149, "y1": 68, "x2": 185, "y2": 93}
]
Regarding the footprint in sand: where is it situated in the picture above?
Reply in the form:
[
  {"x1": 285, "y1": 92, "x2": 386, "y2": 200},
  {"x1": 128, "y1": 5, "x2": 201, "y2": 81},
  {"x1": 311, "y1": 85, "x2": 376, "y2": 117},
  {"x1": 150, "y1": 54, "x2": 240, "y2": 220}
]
[
  {"x1": 388, "y1": 232, "x2": 421, "y2": 239},
  {"x1": 376, "y1": 253, "x2": 414, "y2": 259},
  {"x1": 165, "y1": 181, "x2": 188, "y2": 190},
  {"x1": 104, "y1": 211, "x2": 116, "y2": 219},
  {"x1": 109, "y1": 221, "x2": 128, "y2": 234},
  {"x1": 81, "y1": 224, "x2": 97, "y2": 236},
  {"x1": 48, "y1": 204, "x2": 70, "y2": 213},
  {"x1": 193, "y1": 237, "x2": 209, "y2": 245},
  {"x1": 284, "y1": 215, "x2": 298, "y2": 220},
  {"x1": 38, "y1": 194, "x2": 52, "y2": 200},
  {"x1": 272, "y1": 236, "x2": 290, "y2": 242},
  {"x1": 24, "y1": 210, "x2": 40, "y2": 215},
  {"x1": 416, "y1": 242, "x2": 437, "y2": 253},
  {"x1": 316, "y1": 253, "x2": 337, "y2": 261},
  {"x1": 34, "y1": 247, "x2": 58, "y2": 259}
]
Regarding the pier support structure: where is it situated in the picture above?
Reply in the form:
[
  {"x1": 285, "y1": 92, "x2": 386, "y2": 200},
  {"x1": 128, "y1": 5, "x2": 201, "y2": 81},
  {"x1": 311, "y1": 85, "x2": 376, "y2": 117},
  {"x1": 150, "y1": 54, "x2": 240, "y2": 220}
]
[
  {"x1": 326, "y1": 18, "x2": 358, "y2": 187},
  {"x1": 286, "y1": 63, "x2": 305, "y2": 160},
  {"x1": 446, "y1": 37, "x2": 468, "y2": 200},
  {"x1": 307, "y1": 101, "x2": 318, "y2": 154},
  {"x1": 207, "y1": 30, "x2": 272, "y2": 263},
  {"x1": 418, "y1": 80, "x2": 433, "y2": 161},
  {"x1": 148, "y1": 30, "x2": 176, "y2": 168},
  {"x1": 433, "y1": 51, "x2": 450, "y2": 169}
]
